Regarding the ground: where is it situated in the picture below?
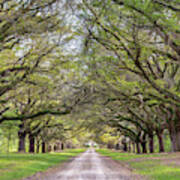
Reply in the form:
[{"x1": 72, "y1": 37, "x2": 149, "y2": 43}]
[
  {"x1": 97, "y1": 149, "x2": 180, "y2": 180},
  {"x1": 2, "y1": 149, "x2": 180, "y2": 180},
  {"x1": 24, "y1": 149, "x2": 142, "y2": 180},
  {"x1": 0, "y1": 149, "x2": 84, "y2": 180}
]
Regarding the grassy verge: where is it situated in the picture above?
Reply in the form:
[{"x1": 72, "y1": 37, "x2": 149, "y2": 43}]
[
  {"x1": 97, "y1": 149, "x2": 180, "y2": 180},
  {"x1": 0, "y1": 149, "x2": 85, "y2": 180}
]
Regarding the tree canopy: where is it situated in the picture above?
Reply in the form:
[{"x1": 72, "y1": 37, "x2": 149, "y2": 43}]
[{"x1": 0, "y1": 0, "x2": 180, "y2": 154}]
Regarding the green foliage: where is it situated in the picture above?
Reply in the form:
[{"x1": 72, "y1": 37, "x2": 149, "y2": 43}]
[{"x1": 73, "y1": 0, "x2": 180, "y2": 153}]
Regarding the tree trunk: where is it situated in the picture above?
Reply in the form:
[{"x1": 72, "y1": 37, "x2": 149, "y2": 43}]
[
  {"x1": 136, "y1": 142, "x2": 141, "y2": 154},
  {"x1": 36, "y1": 139, "x2": 40, "y2": 153},
  {"x1": 115, "y1": 143, "x2": 120, "y2": 150},
  {"x1": 123, "y1": 143, "x2": 127, "y2": 152},
  {"x1": 29, "y1": 134, "x2": 35, "y2": 153},
  {"x1": 141, "y1": 142, "x2": 147, "y2": 153},
  {"x1": 61, "y1": 142, "x2": 64, "y2": 150},
  {"x1": 122, "y1": 138, "x2": 127, "y2": 152},
  {"x1": 168, "y1": 113, "x2": 179, "y2": 151},
  {"x1": 7, "y1": 131, "x2": 11, "y2": 153},
  {"x1": 149, "y1": 134, "x2": 154, "y2": 153},
  {"x1": 18, "y1": 129, "x2": 26, "y2": 152},
  {"x1": 156, "y1": 130, "x2": 165, "y2": 153},
  {"x1": 132, "y1": 142, "x2": 136, "y2": 153},
  {"x1": 42, "y1": 141, "x2": 46, "y2": 153},
  {"x1": 128, "y1": 141, "x2": 131, "y2": 152},
  {"x1": 48, "y1": 145, "x2": 52, "y2": 152},
  {"x1": 167, "y1": 106, "x2": 180, "y2": 152},
  {"x1": 169, "y1": 132, "x2": 180, "y2": 152},
  {"x1": 141, "y1": 133, "x2": 147, "y2": 153}
]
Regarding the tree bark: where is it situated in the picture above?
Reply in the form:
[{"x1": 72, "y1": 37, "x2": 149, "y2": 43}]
[
  {"x1": 61, "y1": 142, "x2": 64, "y2": 150},
  {"x1": 42, "y1": 141, "x2": 46, "y2": 153},
  {"x1": 132, "y1": 142, "x2": 136, "y2": 153},
  {"x1": 115, "y1": 143, "x2": 120, "y2": 150},
  {"x1": 156, "y1": 130, "x2": 165, "y2": 152},
  {"x1": 136, "y1": 142, "x2": 141, "y2": 154},
  {"x1": 18, "y1": 127, "x2": 26, "y2": 152},
  {"x1": 128, "y1": 141, "x2": 131, "y2": 152},
  {"x1": 149, "y1": 134, "x2": 154, "y2": 153},
  {"x1": 122, "y1": 138, "x2": 127, "y2": 152},
  {"x1": 29, "y1": 134, "x2": 35, "y2": 153},
  {"x1": 141, "y1": 133, "x2": 147, "y2": 153},
  {"x1": 169, "y1": 131, "x2": 180, "y2": 151},
  {"x1": 7, "y1": 131, "x2": 11, "y2": 153},
  {"x1": 141, "y1": 142, "x2": 147, "y2": 153},
  {"x1": 123, "y1": 143, "x2": 127, "y2": 152},
  {"x1": 48, "y1": 145, "x2": 52, "y2": 152},
  {"x1": 36, "y1": 139, "x2": 40, "y2": 153},
  {"x1": 168, "y1": 106, "x2": 180, "y2": 152}
]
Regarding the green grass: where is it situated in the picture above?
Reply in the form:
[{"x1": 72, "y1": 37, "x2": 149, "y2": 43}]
[
  {"x1": 97, "y1": 149, "x2": 180, "y2": 180},
  {"x1": 0, "y1": 149, "x2": 85, "y2": 180}
]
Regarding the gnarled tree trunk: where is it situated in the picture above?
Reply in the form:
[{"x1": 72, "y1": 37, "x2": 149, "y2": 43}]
[
  {"x1": 48, "y1": 145, "x2": 52, "y2": 152},
  {"x1": 128, "y1": 141, "x2": 131, "y2": 152},
  {"x1": 169, "y1": 130, "x2": 180, "y2": 152},
  {"x1": 141, "y1": 142, "x2": 147, "y2": 153},
  {"x1": 42, "y1": 141, "x2": 46, "y2": 153},
  {"x1": 132, "y1": 142, "x2": 136, "y2": 153},
  {"x1": 167, "y1": 106, "x2": 180, "y2": 152},
  {"x1": 29, "y1": 134, "x2": 35, "y2": 153},
  {"x1": 149, "y1": 134, "x2": 154, "y2": 153},
  {"x1": 141, "y1": 133, "x2": 147, "y2": 153},
  {"x1": 61, "y1": 142, "x2": 64, "y2": 150},
  {"x1": 156, "y1": 130, "x2": 165, "y2": 152},
  {"x1": 136, "y1": 142, "x2": 141, "y2": 154},
  {"x1": 18, "y1": 123, "x2": 26, "y2": 152},
  {"x1": 122, "y1": 138, "x2": 127, "y2": 152},
  {"x1": 115, "y1": 143, "x2": 120, "y2": 150},
  {"x1": 36, "y1": 139, "x2": 40, "y2": 153}
]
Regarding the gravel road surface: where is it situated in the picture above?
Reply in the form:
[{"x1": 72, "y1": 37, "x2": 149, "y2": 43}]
[{"x1": 25, "y1": 149, "x2": 143, "y2": 180}]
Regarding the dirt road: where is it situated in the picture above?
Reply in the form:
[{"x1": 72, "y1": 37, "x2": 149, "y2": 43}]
[{"x1": 25, "y1": 149, "x2": 142, "y2": 180}]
